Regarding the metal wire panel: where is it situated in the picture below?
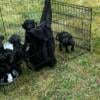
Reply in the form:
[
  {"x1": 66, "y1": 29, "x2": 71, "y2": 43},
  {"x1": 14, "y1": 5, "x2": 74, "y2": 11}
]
[
  {"x1": 0, "y1": 1, "x2": 44, "y2": 41},
  {"x1": 0, "y1": 0, "x2": 92, "y2": 60},
  {"x1": 52, "y1": 1, "x2": 92, "y2": 51}
]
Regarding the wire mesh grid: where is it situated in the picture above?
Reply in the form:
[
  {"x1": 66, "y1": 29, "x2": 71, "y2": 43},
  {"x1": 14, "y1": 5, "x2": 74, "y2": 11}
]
[
  {"x1": 0, "y1": 0, "x2": 92, "y2": 61},
  {"x1": 52, "y1": 1, "x2": 92, "y2": 60}
]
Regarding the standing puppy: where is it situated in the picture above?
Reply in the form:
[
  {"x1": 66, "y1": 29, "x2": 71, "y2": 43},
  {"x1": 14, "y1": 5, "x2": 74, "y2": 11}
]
[
  {"x1": 22, "y1": 19, "x2": 37, "y2": 50},
  {"x1": 56, "y1": 32, "x2": 75, "y2": 53},
  {"x1": 22, "y1": 20, "x2": 56, "y2": 70}
]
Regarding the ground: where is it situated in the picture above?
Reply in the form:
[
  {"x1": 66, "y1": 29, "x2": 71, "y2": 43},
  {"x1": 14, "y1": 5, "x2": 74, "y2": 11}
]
[{"x1": 0, "y1": 0, "x2": 100, "y2": 100}]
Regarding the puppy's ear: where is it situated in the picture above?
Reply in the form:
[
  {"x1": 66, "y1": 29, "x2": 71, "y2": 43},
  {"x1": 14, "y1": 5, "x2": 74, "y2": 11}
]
[{"x1": 22, "y1": 23, "x2": 26, "y2": 29}]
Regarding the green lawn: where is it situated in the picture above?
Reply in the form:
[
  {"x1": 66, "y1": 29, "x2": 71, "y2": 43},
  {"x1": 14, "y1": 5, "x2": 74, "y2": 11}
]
[{"x1": 0, "y1": 0, "x2": 100, "y2": 100}]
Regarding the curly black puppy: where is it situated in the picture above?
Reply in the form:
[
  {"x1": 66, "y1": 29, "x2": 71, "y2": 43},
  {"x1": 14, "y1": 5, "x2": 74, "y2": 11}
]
[
  {"x1": 9, "y1": 34, "x2": 23, "y2": 65},
  {"x1": 56, "y1": 32, "x2": 75, "y2": 53},
  {"x1": 22, "y1": 19, "x2": 37, "y2": 50},
  {"x1": 0, "y1": 34, "x2": 22, "y2": 84},
  {"x1": 22, "y1": 20, "x2": 56, "y2": 70},
  {"x1": 0, "y1": 35, "x2": 13, "y2": 82}
]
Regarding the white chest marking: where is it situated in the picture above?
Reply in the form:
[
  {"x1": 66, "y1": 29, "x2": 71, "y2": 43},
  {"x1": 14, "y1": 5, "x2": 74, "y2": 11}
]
[{"x1": 7, "y1": 73, "x2": 13, "y2": 83}]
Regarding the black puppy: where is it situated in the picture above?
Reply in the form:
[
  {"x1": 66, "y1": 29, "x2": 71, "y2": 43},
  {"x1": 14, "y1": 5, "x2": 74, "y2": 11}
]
[
  {"x1": 0, "y1": 34, "x2": 22, "y2": 84},
  {"x1": 9, "y1": 34, "x2": 23, "y2": 65},
  {"x1": 6, "y1": 34, "x2": 22, "y2": 83},
  {"x1": 56, "y1": 32, "x2": 75, "y2": 53},
  {"x1": 0, "y1": 35, "x2": 13, "y2": 82},
  {"x1": 22, "y1": 20, "x2": 56, "y2": 70},
  {"x1": 22, "y1": 19, "x2": 37, "y2": 51},
  {"x1": 22, "y1": 19, "x2": 40, "y2": 70}
]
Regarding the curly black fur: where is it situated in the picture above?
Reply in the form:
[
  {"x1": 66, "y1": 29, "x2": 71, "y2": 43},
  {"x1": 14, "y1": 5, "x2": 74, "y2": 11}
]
[
  {"x1": 22, "y1": 1, "x2": 56, "y2": 71},
  {"x1": 22, "y1": 20, "x2": 56, "y2": 71},
  {"x1": 56, "y1": 32, "x2": 75, "y2": 53},
  {"x1": 9, "y1": 34, "x2": 23, "y2": 65},
  {"x1": 0, "y1": 34, "x2": 22, "y2": 82},
  {"x1": 22, "y1": 19, "x2": 37, "y2": 31}
]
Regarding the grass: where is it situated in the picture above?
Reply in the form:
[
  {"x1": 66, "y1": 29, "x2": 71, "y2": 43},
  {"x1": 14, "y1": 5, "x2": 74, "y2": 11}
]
[
  {"x1": 0, "y1": 0, "x2": 100, "y2": 100},
  {"x1": 0, "y1": 53, "x2": 99, "y2": 100}
]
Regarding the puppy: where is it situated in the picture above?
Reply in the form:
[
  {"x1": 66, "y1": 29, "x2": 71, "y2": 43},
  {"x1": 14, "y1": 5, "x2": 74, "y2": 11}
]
[
  {"x1": 22, "y1": 19, "x2": 37, "y2": 51},
  {"x1": 22, "y1": 20, "x2": 56, "y2": 70},
  {"x1": 9, "y1": 34, "x2": 21, "y2": 47},
  {"x1": 8, "y1": 34, "x2": 23, "y2": 65},
  {"x1": 0, "y1": 35, "x2": 13, "y2": 82},
  {"x1": 3, "y1": 34, "x2": 22, "y2": 83},
  {"x1": 56, "y1": 32, "x2": 75, "y2": 53},
  {"x1": 0, "y1": 34, "x2": 22, "y2": 84}
]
